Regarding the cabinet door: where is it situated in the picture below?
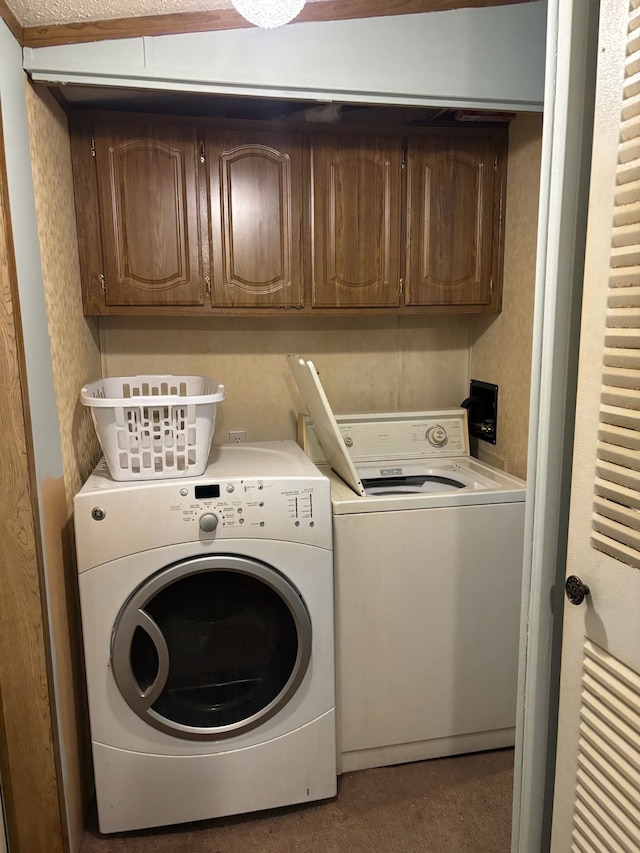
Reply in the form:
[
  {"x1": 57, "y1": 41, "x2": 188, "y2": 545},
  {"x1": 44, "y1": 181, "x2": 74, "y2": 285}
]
[
  {"x1": 207, "y1": 131, "x2": 304, "y2": 309},
  {"x1": 94, "y1": 123, "x2": 204, "y2": 306},
  {"x1": 405, "y1": 137, "x2": 496, "y2": 307},
  {"x1": 311, "y1": 136, "x2": 402, "y2": 307}
]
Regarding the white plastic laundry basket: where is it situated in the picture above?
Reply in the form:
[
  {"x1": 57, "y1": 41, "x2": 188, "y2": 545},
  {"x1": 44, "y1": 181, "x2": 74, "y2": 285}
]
[{"x1": 80, "y1": 375, "x2": 226, "y2": 481}]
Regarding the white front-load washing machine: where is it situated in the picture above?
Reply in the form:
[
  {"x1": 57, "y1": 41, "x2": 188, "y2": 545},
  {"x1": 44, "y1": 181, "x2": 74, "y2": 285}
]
[
  {"x1": 289, "y1": 356, "x2": 526, "y2": 774},
  {"x1": 74, "y1": 440, "x2": 336, "y2": 834}
]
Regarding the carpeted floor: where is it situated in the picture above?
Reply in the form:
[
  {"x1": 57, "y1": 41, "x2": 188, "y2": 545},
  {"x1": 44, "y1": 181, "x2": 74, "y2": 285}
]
[{"x1": 81, "y1": 748, "x2": 514, "y2": 852}]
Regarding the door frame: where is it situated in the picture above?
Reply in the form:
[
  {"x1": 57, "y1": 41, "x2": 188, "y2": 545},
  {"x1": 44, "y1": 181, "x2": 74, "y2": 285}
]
[{"x1": 0, "y1": 1, "x2": 603, "y2": 849}]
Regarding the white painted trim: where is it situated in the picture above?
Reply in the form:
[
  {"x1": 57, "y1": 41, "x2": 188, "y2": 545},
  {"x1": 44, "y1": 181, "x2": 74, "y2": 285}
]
[
  {"x1": 510, "y1": 0, "x2": 599, "y2": 850},
  {"x1": 14, "y1": 2, "x2": 574, "y2": 850}
]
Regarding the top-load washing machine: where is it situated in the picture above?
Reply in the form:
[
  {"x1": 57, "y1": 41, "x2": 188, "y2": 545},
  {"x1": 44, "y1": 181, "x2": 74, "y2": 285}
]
[
  {"x1": 74, "y1": 440, "x2": 336, "y2": 833},
  {"x1": 288, "y1": 356, "x2": 526, "y2": 774}
]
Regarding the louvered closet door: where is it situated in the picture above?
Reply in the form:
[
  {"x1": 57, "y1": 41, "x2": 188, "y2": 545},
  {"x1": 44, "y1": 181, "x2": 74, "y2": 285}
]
[{"x1": 550, "y1": 2, "x2": 640, "y2": 849}]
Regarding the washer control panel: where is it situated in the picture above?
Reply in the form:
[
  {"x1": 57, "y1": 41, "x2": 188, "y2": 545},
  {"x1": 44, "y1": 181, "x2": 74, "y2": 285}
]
[
  {"x1": 168, "y1": 477, "x2": 321, "y2": 536},
  {"x1": 77, "y1": 475, "x2": 330, "y2": 570},
  {"x1": 75, "y1": 442, "x2": 332, "y2": 570},
  {"x1": 333, "y1": 410, "x2": 470, "y2": 462}
]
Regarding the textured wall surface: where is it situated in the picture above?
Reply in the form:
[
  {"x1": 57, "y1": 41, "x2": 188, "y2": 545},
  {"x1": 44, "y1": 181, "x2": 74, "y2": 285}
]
[
  {"x1": 24, "y1": 81, "x2": 104, "y2": 853},
  {"x1": 100, "y1": 315, "x2": 473, "y2": 443},
  {"x1": 25, "y1": 82, "x2": 102, "y2": 508},
  {"x1": 470, "y1": 112, "x2": 543, "y2": 479}
]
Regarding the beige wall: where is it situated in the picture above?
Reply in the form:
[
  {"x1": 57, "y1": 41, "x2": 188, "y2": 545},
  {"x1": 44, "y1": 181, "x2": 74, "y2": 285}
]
[
  {"x1": 25, "y1": 83, "x2": 102, "y2": 502},
  {"x1": 25, "y1": 82, "x2": 102, "y2": 853},
  {"x1": 470, "y1": 112, "x2": 543, "y2": 479},
  {"x1": 100, "y1": 315, "x2": 473, "y2": 443}
]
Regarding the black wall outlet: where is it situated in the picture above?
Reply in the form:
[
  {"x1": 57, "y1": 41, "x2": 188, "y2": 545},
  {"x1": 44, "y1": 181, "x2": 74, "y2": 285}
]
[{"x1": 461, "y1": 380, "x2": 498, "y2": 444}]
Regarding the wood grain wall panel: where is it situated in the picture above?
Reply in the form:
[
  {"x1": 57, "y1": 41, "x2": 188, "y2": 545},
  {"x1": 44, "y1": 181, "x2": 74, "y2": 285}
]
[
  {"x1": 40, "y1": 476, "x2": 89, "y2": 853},
  {"x1": 0, "y1": 108, "x2": 65, "y2": 853},
  {"x1": 25, "y1": 82, "x2": 104, "y2": 852}
]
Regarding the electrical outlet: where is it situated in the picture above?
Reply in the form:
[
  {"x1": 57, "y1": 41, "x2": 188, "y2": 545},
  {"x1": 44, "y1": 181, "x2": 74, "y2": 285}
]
[{"x1": 229, "y1": 430, "x2": 246, "y2": 444}]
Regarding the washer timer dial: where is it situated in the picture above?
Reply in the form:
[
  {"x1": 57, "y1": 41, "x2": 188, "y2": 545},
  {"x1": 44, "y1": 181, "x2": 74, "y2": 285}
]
[
  {"x1": 426, "y1": 424, "x2": 448, "y2": 447},
  {"x1": 199, "y1": 513, "x2": 219, "y2": 534}
]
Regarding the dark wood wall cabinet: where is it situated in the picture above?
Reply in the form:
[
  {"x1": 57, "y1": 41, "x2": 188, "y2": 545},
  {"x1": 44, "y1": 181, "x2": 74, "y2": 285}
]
[{"x1": 70, "y1": 111, "x2": 508, "y2": 316}]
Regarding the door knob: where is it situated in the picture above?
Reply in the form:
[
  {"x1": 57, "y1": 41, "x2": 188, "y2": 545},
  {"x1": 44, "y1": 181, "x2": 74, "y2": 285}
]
[{"x1": 565, "y1": 575, "x2": 590, "y2": 605}]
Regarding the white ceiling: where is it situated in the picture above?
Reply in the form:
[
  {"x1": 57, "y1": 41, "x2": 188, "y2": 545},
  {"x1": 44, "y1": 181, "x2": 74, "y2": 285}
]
[{"x1": 5, "y1": 0, "x2": 329, "y2": 27}]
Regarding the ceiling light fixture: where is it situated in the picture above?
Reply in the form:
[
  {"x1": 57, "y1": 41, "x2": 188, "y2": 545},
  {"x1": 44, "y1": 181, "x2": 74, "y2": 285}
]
[{"x1": 232, "y1": 0, "x2": 306, "y2": 29}]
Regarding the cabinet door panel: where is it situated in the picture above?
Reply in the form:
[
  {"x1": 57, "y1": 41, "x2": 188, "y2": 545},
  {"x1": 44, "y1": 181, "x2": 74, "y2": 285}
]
[
  {"x1": 95, "y1": 123, "x2": 204, "y2": 306},
  {"x1": 406, "y1": 137, "x2": 495, "y2": 306},
  {"x1": 312, "y1": 136, "x2": 402, "y2": 307},
  {"x1": 207, "y1": 132, "x2": 304, "y2": 309}
]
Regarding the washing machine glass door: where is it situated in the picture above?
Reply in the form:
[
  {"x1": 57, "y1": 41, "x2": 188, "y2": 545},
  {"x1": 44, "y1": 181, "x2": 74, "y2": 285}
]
[{"x1": 111, "y1": 554, "x2": 312, "y2": 740}]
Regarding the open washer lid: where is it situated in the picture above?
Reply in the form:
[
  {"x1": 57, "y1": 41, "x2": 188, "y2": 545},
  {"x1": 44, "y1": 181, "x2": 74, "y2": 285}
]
[{"x1": 287, "y1": 355, "x2": 366, "y2": 497}]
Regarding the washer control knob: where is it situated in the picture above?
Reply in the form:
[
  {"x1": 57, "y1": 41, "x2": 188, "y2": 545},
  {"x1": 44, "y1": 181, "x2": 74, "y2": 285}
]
[
  {"x1": 199, "y1": 513, "x2": 219, "y2": 534},
  {"x1": 426, "y1": 425, "x2": 448, "y2": 447}
]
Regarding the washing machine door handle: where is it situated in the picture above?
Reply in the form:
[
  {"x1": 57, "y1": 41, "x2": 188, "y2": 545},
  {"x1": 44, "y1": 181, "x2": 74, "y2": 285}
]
[{"x1": 111, "y1": 608, "x2": 170, "y2": 713}]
